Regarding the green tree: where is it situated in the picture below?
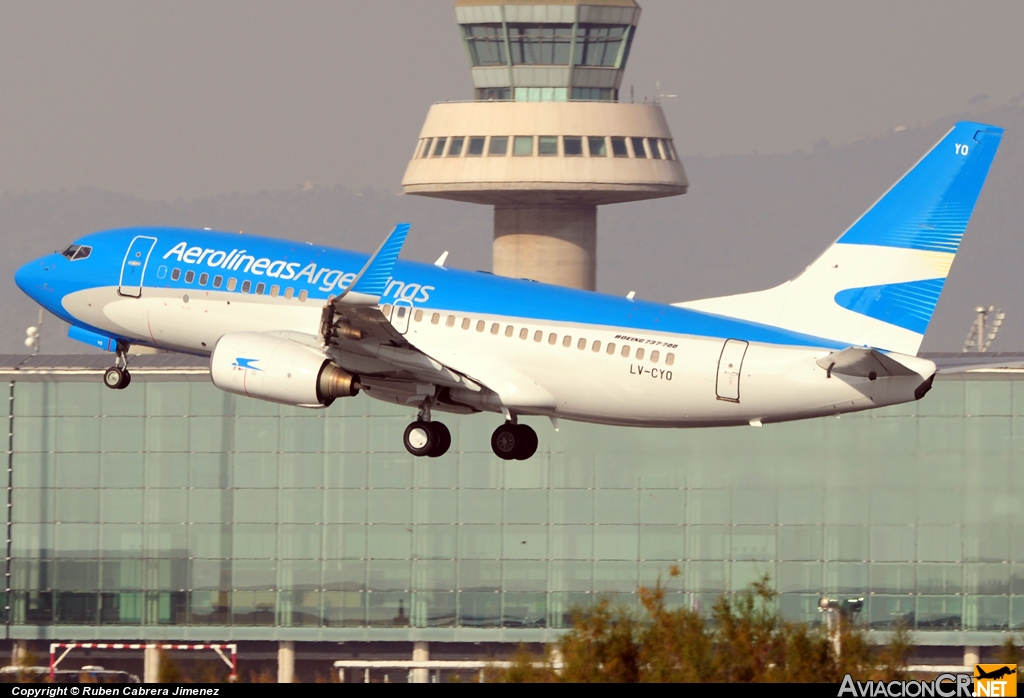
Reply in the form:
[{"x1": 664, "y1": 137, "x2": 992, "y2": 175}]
[
  {"x1": 636, "y1": 577, "x2": 712, "y2": 682},
  {"x1": 490, "y1": 645, "x2": 558, "y2": 683},
  {"x1": 157, "y1": 651, "x2": 183, "y2": 683},
  {"x1": 558, "y1": 598, "x2": 642, "y2": 682},
  {"x1": 488, "y1": 570, "x2": 912, "y2": 683},
  {"x1": 996, "y1": 635, "x2": 1021, "y2": 666},
  {"x1": 871, "y1": 621, "x2": 913, "y2": 682}
]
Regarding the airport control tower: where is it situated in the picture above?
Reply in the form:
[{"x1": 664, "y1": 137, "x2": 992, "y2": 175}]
[{"x1": 402, "y1": 0, "x2": 688, "y2": 290}]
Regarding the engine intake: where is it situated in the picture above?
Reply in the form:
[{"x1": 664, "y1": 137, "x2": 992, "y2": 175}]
[{"x1": 210, "y1": 332, "x2": 359, "y2": 408}]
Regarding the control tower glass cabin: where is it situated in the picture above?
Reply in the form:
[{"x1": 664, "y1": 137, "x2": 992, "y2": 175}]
[{"x1": 403, "y1": 0, "x2": 688, "y2": 290}]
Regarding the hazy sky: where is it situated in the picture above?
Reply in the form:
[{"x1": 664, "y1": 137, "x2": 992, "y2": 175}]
[{"x1": 2, "y1": 0, "x2": 1023, "y2": 200}]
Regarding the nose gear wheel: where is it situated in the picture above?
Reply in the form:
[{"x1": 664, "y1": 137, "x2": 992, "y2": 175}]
[
  {"x1": 103, "y1": 366, "x2": 131, "y2": 390},
  {"x1": 103, "y1": 341, "x2": 133, "y2": 390}
]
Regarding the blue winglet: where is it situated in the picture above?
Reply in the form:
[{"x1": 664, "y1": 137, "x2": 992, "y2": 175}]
[{"x1": 336, "y1": 223, "x2": 410, "y2": 305}]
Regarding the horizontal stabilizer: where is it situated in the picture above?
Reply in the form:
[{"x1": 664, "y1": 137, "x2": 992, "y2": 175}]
[
  {"x1": 335, "y1": 223, "x2": 410, "y2": 306},
  {"x1": 816, "y1": 347, "x2": 922, "y2": 378}
]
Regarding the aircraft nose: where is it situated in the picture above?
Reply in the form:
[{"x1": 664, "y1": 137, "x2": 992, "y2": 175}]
[{"x1": 15, "y1": 257, "x2": 52, "y2": 299}]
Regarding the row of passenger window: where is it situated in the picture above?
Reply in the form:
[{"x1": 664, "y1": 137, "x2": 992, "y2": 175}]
[
  {"x1": 161, "y1": 267, "x2": 309, "y2": 301},
  {"x1": 416, "y1": 135, "x2": 677, "y2": 161},
  {"x1": 391, "y1": 306, "x2": 676, "y2": 366}
]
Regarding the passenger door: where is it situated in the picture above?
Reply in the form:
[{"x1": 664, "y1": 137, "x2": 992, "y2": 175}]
[
  {"x1": 118, "y1": 236, "x2": 158, "y2": 298},
  {"x1": 716, "y1": 339, "x2": 749, "y2": 402}
]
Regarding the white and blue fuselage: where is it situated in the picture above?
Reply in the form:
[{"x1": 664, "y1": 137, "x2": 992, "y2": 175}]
[
  {"x1": 14, "y1": 121, "x2": 1005, "y2": 458},
  {"x1": 17, "y1": 226, "x2": 921, "y2": 425}
]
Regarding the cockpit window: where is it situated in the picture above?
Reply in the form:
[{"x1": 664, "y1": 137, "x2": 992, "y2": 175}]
[{"x1": 61, "y1": 245, "x2": 92, "y2": 261}]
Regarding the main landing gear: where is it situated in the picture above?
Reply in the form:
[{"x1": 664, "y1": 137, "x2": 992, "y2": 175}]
[
  {"x1": 490, "y1": 422, "x2": 538, "y2": 461},
  {"x1": 401, "y1": 402, "x2": 539, "y2": 460},
  {"x1": 103, "y1": 342, "x2": 132, "y2": 390},
  {"x1": 403, "y1": 420, "x2": 452, "y2": 458},
  {"x1": 402, "y1": 401, "x2": 451, "y2": 458}
]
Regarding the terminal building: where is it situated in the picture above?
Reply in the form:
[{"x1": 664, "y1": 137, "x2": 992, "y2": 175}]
[{"x1": 1, "y1": 354, "x2": 1022, "y2": 680}]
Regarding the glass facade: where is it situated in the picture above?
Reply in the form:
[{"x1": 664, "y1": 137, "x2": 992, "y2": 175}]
[
  {"x1": 464, "y1": 25, "x2": 507, "y2": 66},
  {"x1": 415, "y1": 135, "x2": 677, "y2": 161},
  {"x1": 463, "y1": 24, "x2": 631, "y2": 69},
  {"x1": 5, "y1": 373, "x2": 1024, "y2": 643},
  {"x1": 459, "y1": 8, "x2": 637, "y2": 103}
]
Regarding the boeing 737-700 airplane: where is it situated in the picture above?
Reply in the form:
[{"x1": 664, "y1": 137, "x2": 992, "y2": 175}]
[{"x1": 14, "y1": 122, "x2": 1004, "y2": 460}]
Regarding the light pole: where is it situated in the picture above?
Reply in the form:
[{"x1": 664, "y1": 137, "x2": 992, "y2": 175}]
[
  {"x1": 962, "y1": 306, "x2": 1005, "y2": 352},
  {"x1": 818, "y1": 596, "x2": 864, "y2": 658},
  {"x1": 24, "y1": 309, "x2": 43, "y2": 355}
]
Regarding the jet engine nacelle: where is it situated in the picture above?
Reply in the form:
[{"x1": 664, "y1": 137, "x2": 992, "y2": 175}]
[{"x1": 210, "y1": 332, "x2": 359, "y2": 408}]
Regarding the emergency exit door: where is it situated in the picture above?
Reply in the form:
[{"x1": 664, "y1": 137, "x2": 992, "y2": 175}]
[{"x1": 716, "y1": 339, "x2": 749, "y2": 402}]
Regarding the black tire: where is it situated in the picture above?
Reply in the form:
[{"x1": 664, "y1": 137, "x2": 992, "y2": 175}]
[
  {"x1": 428, "y1": 422, "x2": 451, "y2": 458},
  {"x1": 103, "y1": 367, "x2": 125, "y2": 390},
  {"x1": 490, "y1": 423, "x2": 520, "y2": 461},
  {"x1": 403, "y1": 421, "x2": 437, "y2": 458},
  {"x1": 514, "y1": 424, "x2": 538, "y2": 460},
  {"x1": 120, "y1": 370, "x2": 132, "y2": 389}
]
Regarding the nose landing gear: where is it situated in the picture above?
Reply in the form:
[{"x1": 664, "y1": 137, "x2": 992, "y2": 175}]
[
  {"x1": 491, "y1": 422, "x2": 538, "y2": 461},
  {"x1": 103, "y1": 342, "x2": 132, "y2": 390}
]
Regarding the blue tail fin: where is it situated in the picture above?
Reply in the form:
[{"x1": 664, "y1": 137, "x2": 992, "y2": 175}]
[
  {"x1": 678, "y1": 122, "x2": 1003, "y2": 354},
  {"x1": 836, "y1": 122, "x2": 1003, "y2": 253}
]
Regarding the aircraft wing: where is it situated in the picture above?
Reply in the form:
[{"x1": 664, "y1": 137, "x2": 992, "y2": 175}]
[
  {"x1": 320, "y1": 223, "x2": 416, "y2": 348},
  {"x1": 320, "y1": 302, "x2": 409, "y2": 347},
  {"x1": 316, "y1": 224, "x2": 489, "y2": 403},
  {"x1": 313, "y1": 222, "x2": 587, "y2": 414}
]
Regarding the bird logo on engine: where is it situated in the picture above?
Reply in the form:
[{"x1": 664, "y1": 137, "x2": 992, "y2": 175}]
[{"x1": 232, "y1": 357, "x2": 262, "y2": 371}]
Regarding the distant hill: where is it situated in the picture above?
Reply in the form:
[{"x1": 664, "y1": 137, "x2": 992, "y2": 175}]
[{"x1": 2, "y1": 104, "x2": 1021, "y2": 354}]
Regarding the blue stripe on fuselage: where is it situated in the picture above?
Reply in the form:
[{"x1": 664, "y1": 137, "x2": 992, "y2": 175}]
[{"x1": 63, "y1": 227, "x2": 848, "y2": 350}]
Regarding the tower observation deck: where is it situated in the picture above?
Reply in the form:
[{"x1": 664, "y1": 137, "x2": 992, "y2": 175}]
[{"x1": 402, "y1": 0, "x2": 688, "y2": 290}]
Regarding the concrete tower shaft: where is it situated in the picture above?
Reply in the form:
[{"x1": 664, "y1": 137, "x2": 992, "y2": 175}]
[
  {"x1": 493, "y1": 204, "x2": 597, "y2": 289},
  {"x1": 401, "y1": 0, "x2": 687, "y2": 290}
]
